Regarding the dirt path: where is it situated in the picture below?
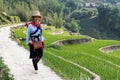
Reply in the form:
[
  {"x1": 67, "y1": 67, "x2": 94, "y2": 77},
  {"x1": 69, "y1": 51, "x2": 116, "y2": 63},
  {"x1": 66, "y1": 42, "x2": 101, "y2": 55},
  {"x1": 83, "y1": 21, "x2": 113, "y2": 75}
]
[{"x1": 0, "y1": 24, "x2": 62, "y2": 80}]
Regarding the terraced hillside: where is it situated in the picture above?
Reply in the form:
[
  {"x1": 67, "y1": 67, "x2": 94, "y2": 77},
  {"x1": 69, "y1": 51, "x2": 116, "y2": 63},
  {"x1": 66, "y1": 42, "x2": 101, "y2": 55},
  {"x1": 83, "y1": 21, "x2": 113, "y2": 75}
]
[
  {"x1": 0, "y1": 12, "x2": 20, "y2": 25},
  {"x1": 11, "y1": 25, "x2": 120, "y2": 80}
]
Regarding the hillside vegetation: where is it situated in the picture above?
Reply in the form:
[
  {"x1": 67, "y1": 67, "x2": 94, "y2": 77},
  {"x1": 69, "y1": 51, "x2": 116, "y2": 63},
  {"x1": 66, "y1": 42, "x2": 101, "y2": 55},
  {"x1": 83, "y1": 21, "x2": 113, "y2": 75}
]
[
  {"x1": 1, "y1": 0, "x2": 120, "y2": 39},
  {"x1": 0, "y1": 12, "x2": 20, "y2": 25},
  {"x1": 0, "y1": 57, "x2": 13, "y2": 80}
]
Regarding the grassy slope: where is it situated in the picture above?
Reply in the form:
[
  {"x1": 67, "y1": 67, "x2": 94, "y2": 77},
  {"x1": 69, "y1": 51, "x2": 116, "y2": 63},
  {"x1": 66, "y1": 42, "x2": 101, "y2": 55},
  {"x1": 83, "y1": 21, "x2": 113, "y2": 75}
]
[
  {"x1": 12, "y1": 26, "x2": 120, "y2": 80},
  {"x1": 0, "y1": 57, "x2": 13, "y2": 80}
]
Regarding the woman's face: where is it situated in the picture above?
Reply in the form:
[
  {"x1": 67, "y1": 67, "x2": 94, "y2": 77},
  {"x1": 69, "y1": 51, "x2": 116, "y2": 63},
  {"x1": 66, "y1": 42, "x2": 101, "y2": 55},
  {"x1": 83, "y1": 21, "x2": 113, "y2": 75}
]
[{"x1": 33, "y1": 16, "x2": 41, "y2": 23}]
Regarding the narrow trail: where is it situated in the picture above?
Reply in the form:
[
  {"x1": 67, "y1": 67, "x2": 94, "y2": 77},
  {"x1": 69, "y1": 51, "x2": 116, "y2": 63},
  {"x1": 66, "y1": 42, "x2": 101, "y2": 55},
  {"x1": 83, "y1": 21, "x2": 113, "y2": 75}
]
[{"x1": 0, "y1": 24, "x2": 62, "y2": 80}]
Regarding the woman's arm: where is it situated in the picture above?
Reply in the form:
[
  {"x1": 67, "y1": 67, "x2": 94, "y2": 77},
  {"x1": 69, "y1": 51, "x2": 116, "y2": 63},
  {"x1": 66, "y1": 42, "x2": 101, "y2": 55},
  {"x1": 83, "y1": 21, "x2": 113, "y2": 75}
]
[{"x1": 26, "y1": 25, "x2": 31, "y2": 45}]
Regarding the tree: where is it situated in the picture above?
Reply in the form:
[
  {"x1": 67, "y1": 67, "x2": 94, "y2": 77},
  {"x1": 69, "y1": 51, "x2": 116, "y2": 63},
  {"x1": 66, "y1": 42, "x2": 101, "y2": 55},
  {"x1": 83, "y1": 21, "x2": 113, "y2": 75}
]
[
  {"x1": 70, "y1": 8, "x2": 96, "y2": 20},
  {"x1": 65, "y1": 19, "x2": 80, "y2": 33},
  {"x1": 97, "y1": 3, "x2": 120, "y2": 35},
  {"x1": 65, "y1": 0, "x2": 77, "y2": 11},
  {"x1": 0, "y1": 0, "x2": 3, "y2": 11}
]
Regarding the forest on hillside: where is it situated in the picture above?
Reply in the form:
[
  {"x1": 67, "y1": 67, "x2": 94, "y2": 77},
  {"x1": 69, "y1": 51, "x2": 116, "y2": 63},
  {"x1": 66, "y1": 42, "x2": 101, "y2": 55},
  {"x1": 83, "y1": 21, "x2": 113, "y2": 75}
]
[{"x1": 0, "y1": 0, "x2": 120, "y2": 39}]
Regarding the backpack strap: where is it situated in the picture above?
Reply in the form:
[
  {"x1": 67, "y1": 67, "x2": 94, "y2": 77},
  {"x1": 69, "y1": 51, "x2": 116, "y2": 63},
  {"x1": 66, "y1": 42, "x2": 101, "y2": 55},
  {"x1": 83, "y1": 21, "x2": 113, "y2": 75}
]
[{"x1": 30, "y1": 27, "x2": 40, "y2": 36}]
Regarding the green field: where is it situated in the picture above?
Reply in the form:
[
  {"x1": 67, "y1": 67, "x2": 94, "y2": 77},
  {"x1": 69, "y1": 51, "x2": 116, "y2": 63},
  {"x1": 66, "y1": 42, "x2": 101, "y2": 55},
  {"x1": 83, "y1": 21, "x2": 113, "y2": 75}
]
[{"x1": 11, "y1": 26, "x2": 120, "y2": 80}]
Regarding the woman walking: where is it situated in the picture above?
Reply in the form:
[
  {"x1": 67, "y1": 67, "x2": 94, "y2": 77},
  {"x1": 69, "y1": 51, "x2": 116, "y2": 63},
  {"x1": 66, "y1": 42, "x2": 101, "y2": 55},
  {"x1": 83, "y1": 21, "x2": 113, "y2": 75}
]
[{"x1": 26, "y1": 11, "x2": 44, "y2": 74}]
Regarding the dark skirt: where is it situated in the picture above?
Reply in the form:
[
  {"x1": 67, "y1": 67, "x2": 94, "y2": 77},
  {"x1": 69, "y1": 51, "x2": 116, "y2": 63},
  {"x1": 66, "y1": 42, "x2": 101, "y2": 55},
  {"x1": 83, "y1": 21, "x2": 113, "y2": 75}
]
[{"x1": 29, "y1": 43, "x2": 44, "y2": 59}]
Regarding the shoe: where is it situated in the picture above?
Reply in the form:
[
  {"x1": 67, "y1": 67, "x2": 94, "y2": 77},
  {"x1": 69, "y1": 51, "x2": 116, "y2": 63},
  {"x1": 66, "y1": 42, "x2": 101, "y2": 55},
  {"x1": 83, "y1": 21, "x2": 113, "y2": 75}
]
[{"x1": 34, "y1": 70, "x2": 38, "y2": 74}]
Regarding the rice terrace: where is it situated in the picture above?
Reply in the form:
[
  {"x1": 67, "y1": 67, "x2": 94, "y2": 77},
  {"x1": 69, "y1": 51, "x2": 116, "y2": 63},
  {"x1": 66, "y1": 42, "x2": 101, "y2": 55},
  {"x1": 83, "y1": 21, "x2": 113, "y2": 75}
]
[{"x1": 10, "y1": 24, "x2": 120, "y2": 80}]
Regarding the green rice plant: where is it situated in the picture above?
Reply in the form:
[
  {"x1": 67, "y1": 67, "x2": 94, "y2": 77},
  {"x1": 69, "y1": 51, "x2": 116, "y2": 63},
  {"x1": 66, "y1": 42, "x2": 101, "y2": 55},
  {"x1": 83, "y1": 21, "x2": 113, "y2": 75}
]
[
  {"x1": 109, "y1": 50, "x2": 120, "y2": 59},
  {"x1": 45, "y1": 48, "x2": 120, "y2": 80},
  {"x1": 43, "y1": 51, "x2": 92, "y2": 80}
]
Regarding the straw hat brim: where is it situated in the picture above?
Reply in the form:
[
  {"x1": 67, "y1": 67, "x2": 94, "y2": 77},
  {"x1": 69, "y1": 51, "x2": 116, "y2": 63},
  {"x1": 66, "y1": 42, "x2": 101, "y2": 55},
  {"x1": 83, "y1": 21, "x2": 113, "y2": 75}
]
[{"x1": 31, "y1": 15, "x2": 43, "y2": 19}]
